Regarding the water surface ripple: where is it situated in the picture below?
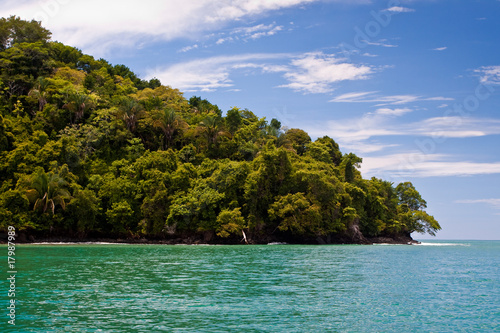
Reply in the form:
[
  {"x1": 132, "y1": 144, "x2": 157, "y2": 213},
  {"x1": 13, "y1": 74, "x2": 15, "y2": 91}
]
[{"x1": 4, "y1": 241, "x2": 499, "y2": 332}]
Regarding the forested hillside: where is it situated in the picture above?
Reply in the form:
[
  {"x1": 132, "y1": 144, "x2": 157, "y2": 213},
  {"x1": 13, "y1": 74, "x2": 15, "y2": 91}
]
[{"x1": 0, "y1": 17, "x2": 440, "y2": 243}]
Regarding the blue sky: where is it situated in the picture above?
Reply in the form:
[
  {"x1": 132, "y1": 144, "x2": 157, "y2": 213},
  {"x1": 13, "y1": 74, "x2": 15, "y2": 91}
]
[{"x1": 2, "y1": 0, "x2": 500, "y2": 239}]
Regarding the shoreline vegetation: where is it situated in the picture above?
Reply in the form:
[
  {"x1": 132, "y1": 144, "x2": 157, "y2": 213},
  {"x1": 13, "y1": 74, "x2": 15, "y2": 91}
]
[{"x1": 0, "y1": 17, "x2": 440, "y2": 245}]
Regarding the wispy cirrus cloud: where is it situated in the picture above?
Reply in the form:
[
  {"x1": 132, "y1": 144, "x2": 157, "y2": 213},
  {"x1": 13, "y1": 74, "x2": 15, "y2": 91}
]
[
  {"x1": 237, "y1": 23, "x2": 284, "y2": 40},
  {"x1": 330, "y1": 91, "x2": 454, "y2": 105},
  {"x1": 372, "y1": 107, "x2": 413, "y2": 116},
  {"x1": 178, "y1": 44, "x2": 199, "y2": 53},
  {"x1": 361, "y1": 152, "x2": 500, "y2": 178},
  {"x1": 361, "y1": 39, "x2": 398, "y2": 48},
  {"x1": 328, "y1": 91, "x2": 377, "y2": 102},
  {"x1": 433, "y1": 46, "x2": 447, "y2": 51},
  {"x1": 385, "y1": 6, "x2": 415, "y2": 13},
  {"x1": 215, "y1": 22, "x2": 285, "y2": 45},
  {"x1": 323, "y1": 115, "x2": 500, "y2": 140},
  {"x1": 475, "y1": 66, "x2": 500, "y2": 85},
  {"x1": 456, "y1": 199, "x2": 500, "y2": 209},
  {"x1": 305, "y1": 113, "x2": 500, "y2": 154},
  {"x1": 413, "y1": 116, "x2": 496, "y2": 138}
]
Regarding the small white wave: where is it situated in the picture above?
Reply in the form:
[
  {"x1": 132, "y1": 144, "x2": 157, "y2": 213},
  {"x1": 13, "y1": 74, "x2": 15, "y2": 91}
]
[
  {"x1": 416, "y1": 242, "x2": 471, "y2": 247},
  {"x1": 267, "y1": 242, "x2": 288, "y2": 245}
]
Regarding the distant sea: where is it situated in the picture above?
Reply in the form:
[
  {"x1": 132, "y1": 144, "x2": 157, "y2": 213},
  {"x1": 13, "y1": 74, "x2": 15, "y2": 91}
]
[{"x1": 2, "y1": 240, "x2": 499, "y2": 332}]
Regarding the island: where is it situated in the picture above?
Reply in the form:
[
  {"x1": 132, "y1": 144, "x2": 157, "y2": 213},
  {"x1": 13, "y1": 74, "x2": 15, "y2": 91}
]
[{"x1": 0, "y1": 17, "x2": 440, "y2": 245}]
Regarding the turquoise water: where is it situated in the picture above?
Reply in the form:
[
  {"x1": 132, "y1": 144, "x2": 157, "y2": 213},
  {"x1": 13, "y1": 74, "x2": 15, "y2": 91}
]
[{"x1": 1, "y1": 240, "x2": 499, "y2": 332}]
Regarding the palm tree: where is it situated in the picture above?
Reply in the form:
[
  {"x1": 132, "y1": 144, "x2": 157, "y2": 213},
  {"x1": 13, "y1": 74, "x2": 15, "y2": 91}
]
[
  {"x1": 152, "y1": 108, "x2": 187, "y2": 149},
  {"x1": 28, "y1": 77, "x2": 50, "y2": 114},
  {"x1": 117, "y1": 97, "x2": 143, "y2": 133},
  {"x1": 26, "y1": 169, "x2": 71, "y2": 214},
  {"x1": 198, "y1": 116, "x2": 229, "y2": 147},
  {"x1": 64, "y1": 91, "x2": 91, "y2": 124}
]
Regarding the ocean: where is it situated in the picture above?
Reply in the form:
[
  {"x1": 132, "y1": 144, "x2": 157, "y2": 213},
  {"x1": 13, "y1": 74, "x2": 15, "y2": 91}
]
[{"x1": 2, "y1": 240, "x2": 499, "y2": 332}]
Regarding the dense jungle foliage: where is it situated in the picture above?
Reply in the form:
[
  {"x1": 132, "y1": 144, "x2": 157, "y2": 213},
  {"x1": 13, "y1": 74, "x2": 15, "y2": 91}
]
[{"x1": 0, "y1": 17, "x2": 440, "y2": 243}]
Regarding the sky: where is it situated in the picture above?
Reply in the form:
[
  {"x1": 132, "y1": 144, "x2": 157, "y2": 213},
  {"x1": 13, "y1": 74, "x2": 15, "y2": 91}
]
[{"x1": 2, "y1": 0, "x2": 500, "y2": 240}]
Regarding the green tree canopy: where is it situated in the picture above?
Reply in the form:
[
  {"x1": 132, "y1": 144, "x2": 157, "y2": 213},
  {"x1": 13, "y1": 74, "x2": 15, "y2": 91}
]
[{"x1": 0, "y1": 17, "x2": 441, "y2": 243}]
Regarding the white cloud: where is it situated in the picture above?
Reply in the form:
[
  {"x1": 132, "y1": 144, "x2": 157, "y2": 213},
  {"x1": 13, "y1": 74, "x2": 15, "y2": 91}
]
[
  {"x1": 150, "y1": 51, "x2": 373, "y2": 93},
  {"x1": 330, "y1": 91, "x2": 453, "y2": 105},
  {"x1": 304, "y1": 113, "x2": 500, "y2": 157},
  {"x1": 433, "y1": 47, "x2": 447, "y2": 51},
  {"x1": 0, "y1": 0, "x2": 319, "y2": 56},
  {"x1": 424, "y1": 96, "x2": 454, "y2": 101},
  {"x1": 212, "y1": 23, "x2": 285, "y2": 46},
  {"x1": 361, "y1": 39, "x2": 398, "y2": 48},
  {"x1": 231, "y1": 23, "x2": 284, "y2": 40},
  {"x1": 204, "y1": 22, "x2": 287, "y2": 48},
  {"x1": 342, "y1": 142, "x2": 400, "y2": 154},
  {"x1": 178, "y1": 44, "x2": 199, "y2": 53},
  {"x1": 235, "y1": 23, "x2": 275, "y2": 35},
  {"x1": 375, "y1": 95, "x2": 420, "y2": 105},
  {"x1": 308, "y1": 114, "x2": 398, "y2": 142},
  {"x1": 456, "y1": 199, "x2": 500, "y2": 209},
  {"x1": 205, "y1": 0, "x2": 318, "y2": 23},
  {"x1": 361, "y1": 152, "x2": 500, "y2": 178},
  {"x1": 385, "y1": 6, "x2": 415, "y2": 13},
  {"x1": 249, "y1": 25, "x2": 283, "y2": 39},
  {"x1": 347, "y1": 139, "x2": 404, "y2": 155},
  {"x1": 373, "y1": 107, "x2": 413, "y2": 116},
  {"x1": 329, "y1": 91, "x2": 378, "y2": 102},
  {"x1": 413, "y1": 117, "x2": 500, "y2": 138},
  {"x1": 147, "y1": 53, "x2": 289, "y2": 92},
  {"x1": 216, "y1": 37, "x2": 234, "y2": 45},
  {"x1": 475, "y1": 66, "x2": 500, "y2": 85},
  {"x1": 279, "y1": 52, "x2": 374, "y2": 93},
  {"x1": 334, "y1": 115, "x2": 499, "y2": 140}
]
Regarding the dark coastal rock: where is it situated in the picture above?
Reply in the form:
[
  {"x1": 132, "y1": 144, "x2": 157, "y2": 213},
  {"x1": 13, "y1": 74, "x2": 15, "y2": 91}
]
[
  {"x1": 2, "y1": 229, "x2": 418, "y2": 245},
  {"x1": 368, "y1": 236, "x2": 420, "y2": 245}
]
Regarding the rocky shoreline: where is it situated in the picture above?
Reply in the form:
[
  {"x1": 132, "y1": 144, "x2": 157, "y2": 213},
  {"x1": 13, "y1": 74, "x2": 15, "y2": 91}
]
[{"x1": 2, "y1": 232, "x2": 420, "y2": 245}]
